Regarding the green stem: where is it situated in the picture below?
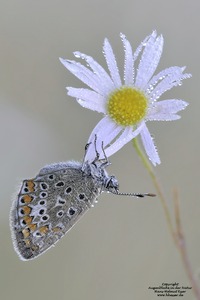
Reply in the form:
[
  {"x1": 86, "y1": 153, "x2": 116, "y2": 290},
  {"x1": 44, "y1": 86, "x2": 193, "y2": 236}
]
[
  {"x1": 133, "y1": 137, "x2": 200, "y2": 299},
  {"x1": 133, "y1": 138, "x2": 177, "y2": 246}
]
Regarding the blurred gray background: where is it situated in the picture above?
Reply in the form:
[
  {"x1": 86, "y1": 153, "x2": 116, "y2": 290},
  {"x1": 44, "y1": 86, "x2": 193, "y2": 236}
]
[{"x1": 0, "y1": 1, "x2": 199, "y2": 299}]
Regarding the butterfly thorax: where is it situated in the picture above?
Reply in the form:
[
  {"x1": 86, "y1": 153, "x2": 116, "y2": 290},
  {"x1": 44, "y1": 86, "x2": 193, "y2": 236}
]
[{"x1": 82, "y1": 161, "x2": 119, "y2": 195}]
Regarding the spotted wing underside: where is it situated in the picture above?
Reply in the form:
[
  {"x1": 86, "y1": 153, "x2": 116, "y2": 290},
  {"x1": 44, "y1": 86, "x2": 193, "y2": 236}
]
[{"x1": 10, "y1": 166, "x2": 99, "y2": 260}]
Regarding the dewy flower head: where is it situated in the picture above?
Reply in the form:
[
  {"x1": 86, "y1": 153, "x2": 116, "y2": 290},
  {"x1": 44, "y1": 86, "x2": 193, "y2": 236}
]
[{"x1": 60, "y1": 31, "x2": 191, "y2": 165}]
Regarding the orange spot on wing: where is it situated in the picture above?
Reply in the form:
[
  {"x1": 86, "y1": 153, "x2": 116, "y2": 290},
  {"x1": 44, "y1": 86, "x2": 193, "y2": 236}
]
[
  {"x1": 22, "y1": 195, "x2": 33, "y2": 203},
  {"x1": 25, "y1": 239, "x2": 31, "y2": 247},
  {"x1": 22, "y1": 228, "x2": 30, "y2": 238},
  {"x1": 52, "y1": 227, "x2": 62, "y2": 233},
  {"x1": 27, "y1": 223, "x2": 37, "y2": 232},
  {"x1": 23, "y1": 216, "x2": 33, "y2": 225},
  {"x1": 27, "y1": 180, "x2": 35, "y2": 192},
  {"x1": 39, "y1": 226, "x2": 49, "y2": 235},
  {"x1": 22, "y1": 206, "x2": 32, "y2": 215}
]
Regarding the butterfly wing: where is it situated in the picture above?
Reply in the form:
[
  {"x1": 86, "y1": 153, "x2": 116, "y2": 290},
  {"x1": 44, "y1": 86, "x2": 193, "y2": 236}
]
[{"x1": 10, "y1": 165, "x2": 100, "y2": 260}]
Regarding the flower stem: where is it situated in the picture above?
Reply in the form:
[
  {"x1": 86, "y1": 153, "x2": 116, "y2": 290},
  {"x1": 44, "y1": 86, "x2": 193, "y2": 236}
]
[
  {"x1": 133, "y1": 137, "x2": 200, "y2": 299},
  {"x1": 173, "y1": 190, "x2": 200, "y2": 299},
  {"x1": 133, "y1": 137, "x2": 177, "y2": 244}
]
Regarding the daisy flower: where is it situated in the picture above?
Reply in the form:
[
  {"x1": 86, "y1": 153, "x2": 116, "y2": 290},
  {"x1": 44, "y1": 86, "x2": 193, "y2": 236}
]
[{"x1": 60, "y1": 31, "x2": 191, "y2": 165}]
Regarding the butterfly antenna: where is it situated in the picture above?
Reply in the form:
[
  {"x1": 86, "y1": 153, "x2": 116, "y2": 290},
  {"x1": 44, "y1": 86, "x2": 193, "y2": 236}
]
[{"x1": 113, "y1": 191, "x2": 156, "y2": 198}]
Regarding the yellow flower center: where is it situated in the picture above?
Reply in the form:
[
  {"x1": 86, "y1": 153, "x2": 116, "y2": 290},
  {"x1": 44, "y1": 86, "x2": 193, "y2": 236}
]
[{"x1": 107, "y1": 87, "x2": 148, "y2": 126}]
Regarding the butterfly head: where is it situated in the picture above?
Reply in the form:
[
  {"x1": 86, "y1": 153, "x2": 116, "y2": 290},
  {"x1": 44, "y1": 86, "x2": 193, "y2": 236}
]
[{"x1": 103, "y1": 175, "x2": 119, "y2": 194}]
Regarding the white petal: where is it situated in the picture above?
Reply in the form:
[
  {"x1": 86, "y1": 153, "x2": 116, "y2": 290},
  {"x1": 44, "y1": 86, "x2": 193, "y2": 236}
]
[
  {"x1": 67, "y1": 87, "x2": 106, "y2": 113},
  {"x1": 149, "y1": 67, "x2": 192, "y2": 100},
  {"x1": 73, "y1": 51, "x2": 115, "y2": 95},
  {"x1": 105, "y1": 126, "x2": 122, "y2": 145},
  {"x1": 105, "y1": 124, "x2": 144, "y2": 157},
  {"x1": 140, "y1": 123, "x2": 160, "y2": 165},
  {"x1": 147, "y1": 113, "x2": 180, "y2": 121},
  {"x1": 120, "y1": 33, "x2": 134, "y2": 85},
  {"x1": 146, "y1": 66, "x2": 183, "y2": 90},
  {"x1": 77, "y1": 99, "x2": 106, "y2": 114},
  {"x1": 132, "y1": 34, "x2": 150, "y2": 84},
  {"x1": 84, "y1": 117, "x2": 119, "y2": 162},
  {"x1": 135, "y1": 31, "x2": 164, "y2": 89},
  {"x1": 103, "y1": 38, "x2": 122, "y2": 87},
  {"x1": 60, "y1": 58, "x2": 104, "y2": 94},
  {"x1": 156, "y1": 99, "x2": 188, "y2": 113},
  {"x1": 147, "y1": 99, "x2": 188, "y2": 121},
  {"x1": 67, "y1": 87, "x2": 104, "y2": 104}
]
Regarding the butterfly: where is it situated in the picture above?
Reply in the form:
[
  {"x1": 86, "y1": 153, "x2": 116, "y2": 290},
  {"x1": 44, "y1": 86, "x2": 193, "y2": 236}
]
[{"x1": 10, "y1": 139, "x2": 155, "y2": 260}]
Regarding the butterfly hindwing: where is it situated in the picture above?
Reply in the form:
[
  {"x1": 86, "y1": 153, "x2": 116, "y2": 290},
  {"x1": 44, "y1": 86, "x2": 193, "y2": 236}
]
[{"x1": 11, "y1": 163, "x2": 100, "y2": 260}]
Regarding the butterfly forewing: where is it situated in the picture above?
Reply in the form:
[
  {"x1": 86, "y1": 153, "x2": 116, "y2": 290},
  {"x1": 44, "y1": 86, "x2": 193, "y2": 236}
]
[{"x1": 11, "y1": 164, "x2": 100, "y2": 260}]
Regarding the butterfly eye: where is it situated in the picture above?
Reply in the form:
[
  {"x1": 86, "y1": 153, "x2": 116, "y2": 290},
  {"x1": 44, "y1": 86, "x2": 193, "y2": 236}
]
[{"x1": 105, "y1": 176, "x2": 119, "y2": 192}]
